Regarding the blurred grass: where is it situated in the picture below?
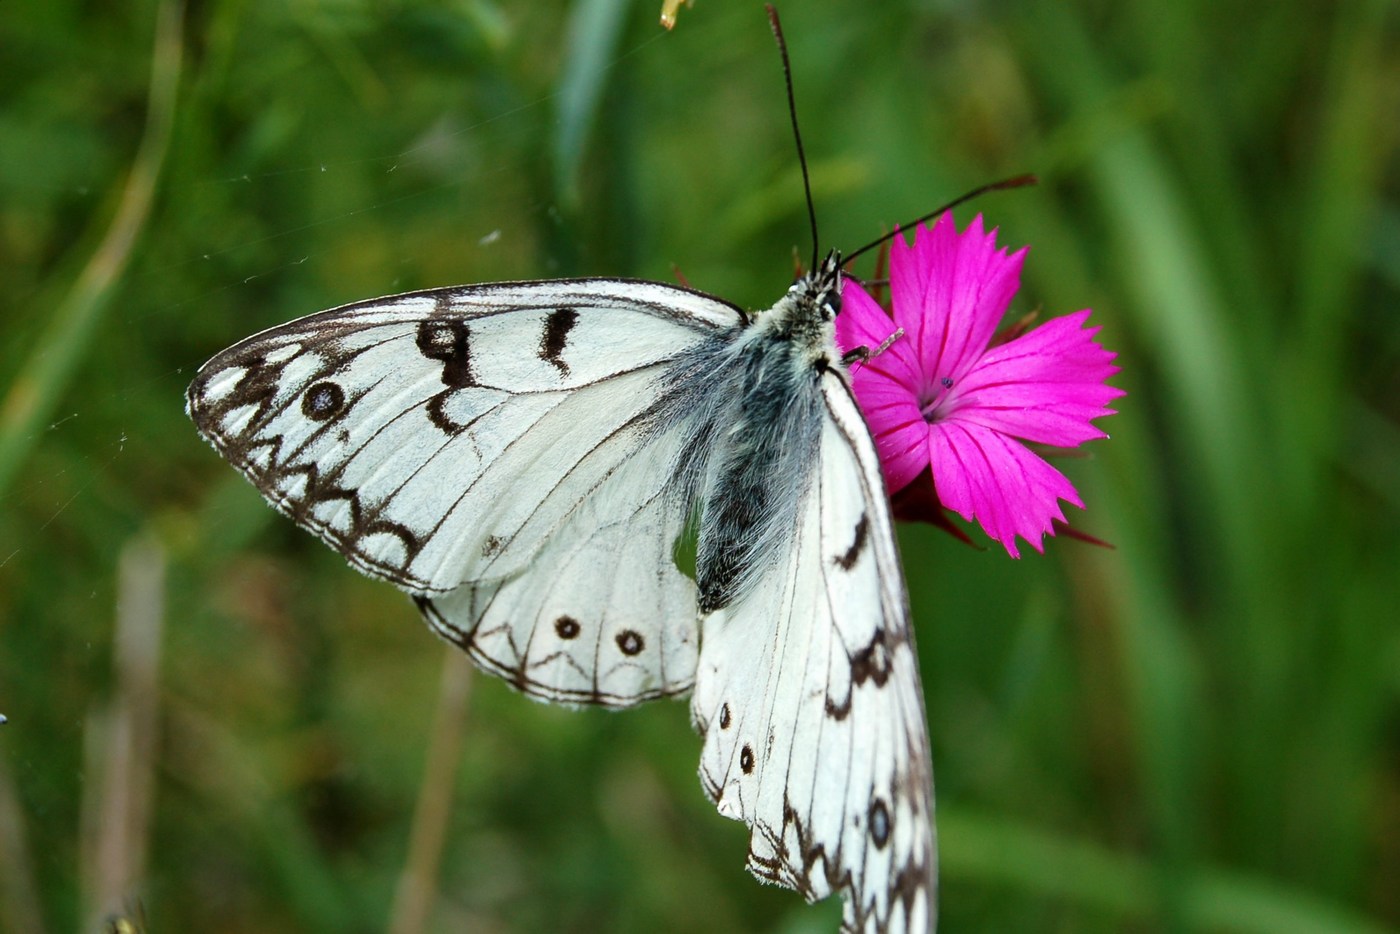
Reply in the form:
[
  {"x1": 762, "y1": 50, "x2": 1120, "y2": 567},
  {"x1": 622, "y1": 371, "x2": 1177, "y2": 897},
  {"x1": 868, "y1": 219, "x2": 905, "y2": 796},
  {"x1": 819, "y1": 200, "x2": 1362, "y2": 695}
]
[
  {"x1": 1, "y1": 0, "x2": 1397, "y2": 931},
  {"x1": 0, "y1": 0, "x2": 181, "y2": 501}
]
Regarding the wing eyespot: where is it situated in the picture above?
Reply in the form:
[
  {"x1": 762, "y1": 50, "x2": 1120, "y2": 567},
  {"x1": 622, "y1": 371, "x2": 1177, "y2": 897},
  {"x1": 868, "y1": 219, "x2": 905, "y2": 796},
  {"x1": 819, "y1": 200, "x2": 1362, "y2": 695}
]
[
  {"x1": 555, "y1": 616, "x2": 581, "y2": 640},
  {"x1": 740, "y1": 744, "x2": 755, "y2": 774},
  {"x1": 869, "y1": 798, "x2": 892, "y2": 849},
  {"x1": 719, "y1": 702, "x2": 732, "y2": 729},
  {"x1": 302, "y1": 381, "x2": 346, "y2": 421},
  {"x1": 615, "y1": 629, "x2": 645, "y2": 656}
]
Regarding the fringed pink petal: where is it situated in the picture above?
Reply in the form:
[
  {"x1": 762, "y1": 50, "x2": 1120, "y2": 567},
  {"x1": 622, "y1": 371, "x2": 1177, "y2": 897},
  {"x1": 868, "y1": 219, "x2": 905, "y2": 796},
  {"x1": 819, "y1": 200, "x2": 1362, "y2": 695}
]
[
  {"x1": 891, "y1": 213, "x2": 1025, "y2": 384},
  {"x1": 950, "y1": 310, "x2": 1125, "y2": 446},
  {"x1": 835, "y1": 278, "x2": 922, "y2": 385},
  {"x1": 835, "y1": 279, "x2": 896, "y2": 354},
  {"x1": 873, "y1": 419, "x2": 932, "y2": 494},
  {"x1": 928, "y1": 421, "x2": 1083, "y2": 558}
]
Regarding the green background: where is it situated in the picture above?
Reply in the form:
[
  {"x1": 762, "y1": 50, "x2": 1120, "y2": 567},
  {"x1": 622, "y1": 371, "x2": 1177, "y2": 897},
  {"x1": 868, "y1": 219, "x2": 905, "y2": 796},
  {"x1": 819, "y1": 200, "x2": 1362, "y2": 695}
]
[{"x1": 1, "y1": 0, "x2": 1397, "y2": 931}]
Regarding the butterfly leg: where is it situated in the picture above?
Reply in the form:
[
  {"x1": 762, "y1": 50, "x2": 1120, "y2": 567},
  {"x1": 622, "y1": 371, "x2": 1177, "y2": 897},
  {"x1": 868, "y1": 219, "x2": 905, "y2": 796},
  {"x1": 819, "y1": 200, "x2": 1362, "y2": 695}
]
[{"x1": 840, "y1": 327, "x2": 904, "y2": 368}]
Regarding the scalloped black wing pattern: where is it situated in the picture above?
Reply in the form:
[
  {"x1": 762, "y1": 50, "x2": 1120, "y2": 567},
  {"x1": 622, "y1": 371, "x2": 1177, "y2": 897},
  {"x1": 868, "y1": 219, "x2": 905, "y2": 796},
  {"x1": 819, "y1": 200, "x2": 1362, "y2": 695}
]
[
  {"x1": 188, "y1": 279, "x2": 743, "y2": 707},
  {"x1": 690, "y1": 371, "x2": 935, "y2": 933}
]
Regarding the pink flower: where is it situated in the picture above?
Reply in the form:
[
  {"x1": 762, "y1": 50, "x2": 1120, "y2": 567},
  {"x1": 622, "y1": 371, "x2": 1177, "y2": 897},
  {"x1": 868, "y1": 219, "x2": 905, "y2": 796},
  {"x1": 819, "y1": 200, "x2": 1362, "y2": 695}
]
[{"x1": 836, "y1": 213, "x2": 1123, "y2": 558}]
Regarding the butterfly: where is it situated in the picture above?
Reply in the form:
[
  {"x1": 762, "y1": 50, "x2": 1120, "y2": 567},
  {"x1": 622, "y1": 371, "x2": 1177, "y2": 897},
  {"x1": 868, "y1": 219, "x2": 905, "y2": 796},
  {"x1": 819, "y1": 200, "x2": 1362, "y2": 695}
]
[
  {"x1": 187, "y1": 259, "x2": 936, "y2": 931},
  {"x1": 186, "y1": 9, "x2": 939, "y2": 932}
]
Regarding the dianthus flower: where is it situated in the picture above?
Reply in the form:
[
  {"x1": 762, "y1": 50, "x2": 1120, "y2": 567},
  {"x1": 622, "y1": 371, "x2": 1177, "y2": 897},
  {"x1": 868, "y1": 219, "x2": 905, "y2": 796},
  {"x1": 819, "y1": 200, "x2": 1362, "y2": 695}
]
[{"x1": 836, "y1": 213, "x2": 1123, "y2": 557}]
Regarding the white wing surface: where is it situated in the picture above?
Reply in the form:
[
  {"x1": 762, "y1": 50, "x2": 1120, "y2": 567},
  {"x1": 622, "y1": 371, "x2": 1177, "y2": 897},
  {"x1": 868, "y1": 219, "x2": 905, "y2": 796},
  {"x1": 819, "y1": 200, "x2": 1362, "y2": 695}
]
[
  {"x1": 691, "y1": 371, "x2": 936, "y2": 932},
  {"x1": 188, "y1": 279, "x2": 744, "y2": 705}
]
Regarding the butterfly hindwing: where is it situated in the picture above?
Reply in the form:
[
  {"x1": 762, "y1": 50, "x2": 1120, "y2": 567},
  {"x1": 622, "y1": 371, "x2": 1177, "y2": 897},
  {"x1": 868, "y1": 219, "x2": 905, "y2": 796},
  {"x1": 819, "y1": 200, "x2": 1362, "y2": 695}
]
[
  {"x1": 413, "y1": 403, "x2": 704, "y2": 705},
  {"x1": 188, "y1": 279, "x2": 745, "y2": 706},
  {"x1": 692, "y1": 370, "x2": 935, "y2": 933}
]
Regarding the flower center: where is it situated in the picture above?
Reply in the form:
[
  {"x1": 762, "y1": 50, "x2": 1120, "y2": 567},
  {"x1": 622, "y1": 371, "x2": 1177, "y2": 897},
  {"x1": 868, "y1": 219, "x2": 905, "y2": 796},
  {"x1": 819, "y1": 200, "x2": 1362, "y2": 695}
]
[{"x1": 919, "y1": 376, "x2": 956, "y2": 423}]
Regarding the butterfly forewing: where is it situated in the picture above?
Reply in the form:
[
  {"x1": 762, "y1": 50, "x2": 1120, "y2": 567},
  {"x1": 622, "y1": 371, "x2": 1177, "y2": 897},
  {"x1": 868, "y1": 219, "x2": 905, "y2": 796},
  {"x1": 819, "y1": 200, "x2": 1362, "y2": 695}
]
[
  {"x1": 692, "y1": 370, "x2": 935, "y2": 933},
  {"x1": 188, "y1": 279, "x2": 745, "y2": 707},
  {"x1": 187, "y1": 280, "x2": 743, "y2": 590}
]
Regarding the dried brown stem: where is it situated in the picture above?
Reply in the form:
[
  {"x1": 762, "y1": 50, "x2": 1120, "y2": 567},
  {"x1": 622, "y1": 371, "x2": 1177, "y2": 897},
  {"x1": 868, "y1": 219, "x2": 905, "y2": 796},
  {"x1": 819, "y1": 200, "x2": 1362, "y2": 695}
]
[
  {"x1": 82, "y1": 536, "x2": 166, "y2": 929},
  {"x1": 388, "y1": 650, "x2": 475, "y2": 934}
]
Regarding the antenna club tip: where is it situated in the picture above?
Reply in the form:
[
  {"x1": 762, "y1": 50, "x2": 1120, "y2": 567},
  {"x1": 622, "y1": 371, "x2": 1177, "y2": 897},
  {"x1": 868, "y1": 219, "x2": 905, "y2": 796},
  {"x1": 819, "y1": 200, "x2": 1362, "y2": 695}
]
[{"x1": 766, "y1": 5, "x2": 782, "y2": 35}]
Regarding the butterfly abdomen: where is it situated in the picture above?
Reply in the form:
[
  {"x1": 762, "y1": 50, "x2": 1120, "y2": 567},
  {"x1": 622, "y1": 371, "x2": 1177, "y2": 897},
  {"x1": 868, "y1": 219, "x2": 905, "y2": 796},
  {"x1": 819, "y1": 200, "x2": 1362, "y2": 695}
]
[{"x1": 695, "y1": 302, "x2": 827, "y2": 613}]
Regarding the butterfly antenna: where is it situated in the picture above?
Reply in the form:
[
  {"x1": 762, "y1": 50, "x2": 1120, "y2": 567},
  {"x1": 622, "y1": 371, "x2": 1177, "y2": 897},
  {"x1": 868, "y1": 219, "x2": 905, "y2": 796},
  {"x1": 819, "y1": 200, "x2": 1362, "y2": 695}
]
[
  {"x1": 766, "y1": 4, "x2": 819, "y2": 273},
  {"x1": 845, "y1": 174, "x2": 1038, "y2": 264}
]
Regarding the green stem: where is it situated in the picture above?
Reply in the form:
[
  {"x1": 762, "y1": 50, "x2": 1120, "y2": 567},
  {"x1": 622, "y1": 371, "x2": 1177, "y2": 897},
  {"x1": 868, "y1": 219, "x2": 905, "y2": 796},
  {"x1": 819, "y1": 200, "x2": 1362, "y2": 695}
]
[{"x1": 0, "y1": 0, "x2": 184, "y2": 499}]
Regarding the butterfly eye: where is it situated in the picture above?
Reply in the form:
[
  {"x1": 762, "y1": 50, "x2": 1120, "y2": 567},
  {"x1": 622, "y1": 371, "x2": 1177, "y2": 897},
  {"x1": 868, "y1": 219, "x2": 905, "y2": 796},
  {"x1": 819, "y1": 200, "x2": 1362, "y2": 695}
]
[{"x1": 817, "y1": 292, "x2": 840, "y2": 322}]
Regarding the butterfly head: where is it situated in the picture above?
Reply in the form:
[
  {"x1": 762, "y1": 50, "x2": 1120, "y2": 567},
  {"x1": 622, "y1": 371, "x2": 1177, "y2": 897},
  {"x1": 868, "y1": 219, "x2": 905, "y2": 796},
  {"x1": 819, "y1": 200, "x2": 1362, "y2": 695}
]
[
  {"x1": 764, "y1": 248, "x2": 842, "y2": 329},
  {"x1": 793, "y1": 250, "x2": 844, "y2": 323},
  {"x1": 753, "y1": 249, "x2": 846, "y2": 369}
]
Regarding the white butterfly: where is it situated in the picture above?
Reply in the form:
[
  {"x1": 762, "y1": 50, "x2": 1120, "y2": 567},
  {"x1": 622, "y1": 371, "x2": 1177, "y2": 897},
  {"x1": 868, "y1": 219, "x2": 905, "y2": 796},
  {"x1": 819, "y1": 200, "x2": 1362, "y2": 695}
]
[{"x1": 187, "y1": 253, "x2": 937, "y2": 931}]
